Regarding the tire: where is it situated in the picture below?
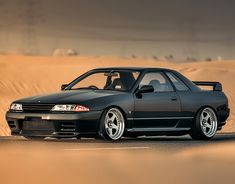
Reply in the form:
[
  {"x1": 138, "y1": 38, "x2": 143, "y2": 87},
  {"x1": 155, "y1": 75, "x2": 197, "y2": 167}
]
[
  {"x1": 98, "y1": 107, "x2": 125, "y2": 140},
  {"x1": 190, "y1": 107, "x2": 218, "y2": 140},
  {"x1": 24, "y1": 136, "x2": 45, "y2": 140}
]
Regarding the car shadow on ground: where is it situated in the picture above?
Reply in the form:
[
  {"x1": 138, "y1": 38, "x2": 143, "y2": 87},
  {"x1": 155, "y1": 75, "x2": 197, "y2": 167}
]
[
  {"x1": 1, "y1": 133, "x2": 235, "y2": 144},
  {"x1": 36, "y1": 133, "x2": 235, "y2": 144}
]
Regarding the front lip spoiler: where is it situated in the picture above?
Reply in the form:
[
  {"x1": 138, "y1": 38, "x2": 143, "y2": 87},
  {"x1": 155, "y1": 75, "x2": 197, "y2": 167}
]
[{"x1": 12, "y1": 131, "x2": 79, "y2": 138}]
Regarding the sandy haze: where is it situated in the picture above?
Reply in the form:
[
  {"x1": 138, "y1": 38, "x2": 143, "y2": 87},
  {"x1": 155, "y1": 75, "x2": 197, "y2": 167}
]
[{"x1": 0, "y1": 55, "x2": 234, "y2": 135}]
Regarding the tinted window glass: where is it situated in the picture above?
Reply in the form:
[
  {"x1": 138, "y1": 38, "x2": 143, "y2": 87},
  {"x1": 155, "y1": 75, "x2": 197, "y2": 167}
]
[
  {"x1": 139, "y1": 72, "x2": 174, "y2": 92},
  {"x1": 70, "y1": 70, "x2": 140, "y2": 91},
  {"x1": 166, "y1": 72, "x2": 189, "y2": 91}
]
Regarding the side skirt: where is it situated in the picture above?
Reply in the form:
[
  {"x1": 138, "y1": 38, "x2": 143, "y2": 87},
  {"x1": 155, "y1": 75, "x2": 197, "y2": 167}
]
[{"x1": 126, "y1": 127, "x2": 191, "y2": 133}]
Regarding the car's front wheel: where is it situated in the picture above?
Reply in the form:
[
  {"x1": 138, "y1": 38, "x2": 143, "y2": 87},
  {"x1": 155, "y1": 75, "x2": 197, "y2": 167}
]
[
  {"x1": 190, "y1": 107, "x2": 218, "y2": 140},
  {"x1": 98, "y1": 107, "x2": 125, "y2": 140}
]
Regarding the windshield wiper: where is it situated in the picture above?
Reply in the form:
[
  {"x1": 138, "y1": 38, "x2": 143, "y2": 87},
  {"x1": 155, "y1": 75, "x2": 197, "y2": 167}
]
[
  {"x1": 71, "y1": 87, "x2": 96, "y2": 90},
  {"x1": 70, "y1": 87, "x2": 100, "y2": 90}
]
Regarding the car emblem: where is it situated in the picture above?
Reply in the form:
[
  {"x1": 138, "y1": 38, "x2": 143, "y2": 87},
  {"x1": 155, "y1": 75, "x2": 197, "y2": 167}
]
[{"x1": 38, "y1": 101, "x2": 41, "y2": 103}]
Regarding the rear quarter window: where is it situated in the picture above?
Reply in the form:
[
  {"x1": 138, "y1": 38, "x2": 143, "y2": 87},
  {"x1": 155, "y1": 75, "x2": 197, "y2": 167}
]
[{"x1": 166, "y1": 72, "x2": 189, "y2": 91}]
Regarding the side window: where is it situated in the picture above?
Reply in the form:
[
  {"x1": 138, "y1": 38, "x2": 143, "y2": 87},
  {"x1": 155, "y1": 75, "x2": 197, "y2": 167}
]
[
  {"x1": 166, "y1": 72, "x2": 189, "y2": 91},
  {"x1": 139, "y1": 72, "x2": 174, "y2": 92}
]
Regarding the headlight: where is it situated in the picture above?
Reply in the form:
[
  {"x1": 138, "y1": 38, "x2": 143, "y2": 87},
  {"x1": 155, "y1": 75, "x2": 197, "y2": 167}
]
[
  {"x1": 10, "y1": 103, "x2": 23, "y2": 112},
  {"x1": 51, "y1": 105, "x2": 90, "y2": 112}
]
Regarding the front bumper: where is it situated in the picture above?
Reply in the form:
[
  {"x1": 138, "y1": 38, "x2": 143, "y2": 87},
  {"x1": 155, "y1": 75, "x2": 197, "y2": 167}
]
[{"x1": 6, "y1": 111, "x2": 102, "y2": 137}]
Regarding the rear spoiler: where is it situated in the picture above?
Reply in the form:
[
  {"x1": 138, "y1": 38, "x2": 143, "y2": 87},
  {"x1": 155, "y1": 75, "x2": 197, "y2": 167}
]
[{"x1": 193, "y1": 81, "x2": 222, "y2": 91}]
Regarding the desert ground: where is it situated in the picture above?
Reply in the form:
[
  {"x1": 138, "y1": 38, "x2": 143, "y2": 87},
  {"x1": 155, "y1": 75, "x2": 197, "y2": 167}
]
[
  {"x1": 1, "y1": 134, "x2": 235, "y2": 184},
  {"x1": 0, "y1": 55, "x2": 234, "y2": 135}
]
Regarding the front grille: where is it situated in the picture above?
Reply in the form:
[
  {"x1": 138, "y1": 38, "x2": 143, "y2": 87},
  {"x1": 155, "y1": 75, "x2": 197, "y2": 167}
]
[
  {"x1": 23, "y1": 120, "x2": 55, "y2": 130},
  {"x1": 22, "y1": 104, "x2": 55, "y2": 113}
]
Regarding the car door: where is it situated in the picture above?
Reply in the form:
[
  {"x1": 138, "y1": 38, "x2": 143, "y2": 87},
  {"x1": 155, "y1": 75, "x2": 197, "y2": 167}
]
[{"x1": 133, "y1": 71, "x2": 181, "y2": 129}]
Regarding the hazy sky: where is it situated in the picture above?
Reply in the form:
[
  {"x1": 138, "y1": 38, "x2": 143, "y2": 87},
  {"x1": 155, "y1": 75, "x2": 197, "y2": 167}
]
[{"x1": 0, "y1": 0, "x2": 235, "y2": 59}]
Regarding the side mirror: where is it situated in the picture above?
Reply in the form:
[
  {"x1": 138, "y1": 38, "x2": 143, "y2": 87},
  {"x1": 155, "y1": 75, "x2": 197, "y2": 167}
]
[
  {"x1": 137, "y1": 85, "x2": 154, "y2": 94},
  {"x1": 61, "y1": 84, "x2": 68, "y2": 90}
]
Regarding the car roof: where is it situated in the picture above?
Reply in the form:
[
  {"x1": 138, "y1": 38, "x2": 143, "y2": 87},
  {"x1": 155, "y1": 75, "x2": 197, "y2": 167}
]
[{"x1": 92, "y1": 67, "x2": 176, "y2": 72}]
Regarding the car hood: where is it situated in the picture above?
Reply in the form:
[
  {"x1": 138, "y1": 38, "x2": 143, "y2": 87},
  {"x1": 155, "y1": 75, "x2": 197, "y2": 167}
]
[{"x1": 14, "y1": 90, "x2": 126, "y2": 104}]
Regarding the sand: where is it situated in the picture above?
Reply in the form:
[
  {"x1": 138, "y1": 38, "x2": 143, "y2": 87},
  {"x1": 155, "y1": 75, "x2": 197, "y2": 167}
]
[
  {"x1": 0, "y1": 55, "x2": 234, "y2": 135},
  {"x1": 1, "y1": 139, "x2": 235, "y2": 184}
]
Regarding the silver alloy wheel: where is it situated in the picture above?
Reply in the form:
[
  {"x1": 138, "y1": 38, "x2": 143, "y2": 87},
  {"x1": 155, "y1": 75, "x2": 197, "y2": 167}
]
[
  {"x1": 104, "y1": 108, "x2": 125, "y2": 140},
  {"x1": 200, "y1": 108, "x2": 217, "y2": 138}
]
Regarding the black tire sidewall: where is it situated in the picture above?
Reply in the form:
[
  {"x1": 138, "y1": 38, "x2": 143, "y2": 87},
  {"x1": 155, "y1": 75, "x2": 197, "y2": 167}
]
[{"x1": 190, "y1": 107, "x2": 217, "y2": 140}]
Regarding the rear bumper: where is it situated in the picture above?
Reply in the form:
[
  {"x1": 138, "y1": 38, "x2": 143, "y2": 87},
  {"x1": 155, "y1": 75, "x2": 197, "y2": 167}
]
[
  {"x1": 217, "y1": 105, "x2": 230, "y2": 126},
  {"x1": 6, "y1": 111, "x2": 102, "y2": 137}
]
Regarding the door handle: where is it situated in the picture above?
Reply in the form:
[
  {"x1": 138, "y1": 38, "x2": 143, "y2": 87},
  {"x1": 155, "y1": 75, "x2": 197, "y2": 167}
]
[{"x1": 171, "y1": 97, "x2": 177, "y2": 101}]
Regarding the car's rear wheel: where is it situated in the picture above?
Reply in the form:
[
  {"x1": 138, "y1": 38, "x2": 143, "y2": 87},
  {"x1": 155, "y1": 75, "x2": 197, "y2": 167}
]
[
  {"x1": 190, "y1": 107, "x2": 218, "y2": 140},
  {"x1": 98, "y1": 107, "x2": 125, "y2": 140}
]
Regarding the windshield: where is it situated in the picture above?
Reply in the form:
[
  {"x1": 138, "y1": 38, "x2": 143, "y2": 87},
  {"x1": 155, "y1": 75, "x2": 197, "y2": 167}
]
[{"x1": 67, "y1": 70, "x2": 140, "y2": 91}]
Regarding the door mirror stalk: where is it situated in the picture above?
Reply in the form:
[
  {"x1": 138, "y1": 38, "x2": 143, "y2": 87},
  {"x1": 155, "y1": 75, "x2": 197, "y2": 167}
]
[
  {"x1": 61, "y1": 84, "x2": 68, "y2": 90},
  {"x1": 136, "y1": 85, "x2": 154, "y2": 98}
]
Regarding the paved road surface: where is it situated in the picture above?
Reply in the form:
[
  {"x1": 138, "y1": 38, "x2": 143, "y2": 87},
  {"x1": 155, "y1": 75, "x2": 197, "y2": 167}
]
[
  {"x1": 1, "y1": 133, "x2": 235, "y2": 152},
  {"x1": 1, "y1": 134, "x2": 235, "y2": 184}
]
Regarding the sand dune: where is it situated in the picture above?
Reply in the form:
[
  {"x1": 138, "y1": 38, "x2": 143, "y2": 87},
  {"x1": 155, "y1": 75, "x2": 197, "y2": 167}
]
[{"x1": 0, "y1": 55, "x2": 234, "y2": 135}]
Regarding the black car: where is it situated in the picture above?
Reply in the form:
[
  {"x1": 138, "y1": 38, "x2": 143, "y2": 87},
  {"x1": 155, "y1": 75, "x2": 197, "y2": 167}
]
[{"x1": 6, "y1": 67, "x2": 230, "y2": 140}]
